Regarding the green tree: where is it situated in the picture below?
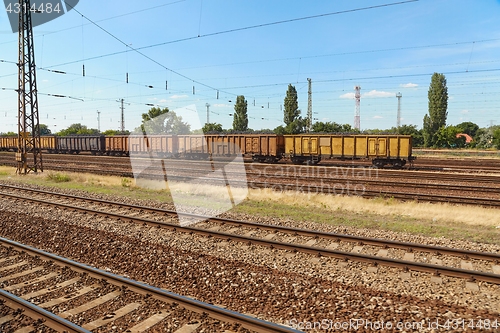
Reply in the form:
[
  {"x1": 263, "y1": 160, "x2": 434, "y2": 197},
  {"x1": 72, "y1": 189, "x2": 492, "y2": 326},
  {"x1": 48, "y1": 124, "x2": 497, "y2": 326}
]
[
  {"x1": 39, "y1": 124, "x2": 51, "y2": 135},
  {"x1": 423, "y1": 73, "x2": 448, "y2": 147},
  {"x1": 312, "y1": 121, "x2": 342, "y2": 133},
  {"x1": 202, "y1": 122, "x2": 223, "y2": 133},
  {"x1": 273, "y1": 125, "x2": 286, "y2": 135},
  {"x1": 474, "y1": 125, "x2": 500, "y2": 148},
  {"x1": 493, "y1": 128, "x2": 500, "y2": 149},
  {"x1": 456, "y1": 121, "x2": 479, "y2": 138},
  {"x1": 57, "y1": 123, "x2": 99, "y2": 136},
  {"x1": 102, "y1": 129, "x2": 129, "y2": 136},
  {"x1": 274, "y1": 118, "x2": 307, "y2": 135},
  {"x1": 232, "y1": 95, "x2": 248, "y2": 131},
  {"x1": 434, "y1": 125, "x2": 465, "y2": 148},
  {"x1": 397, "y1": 124, "x2": 424, "y2": 147},
  {"x1": 139, "y1": 107, "x2": 190, "y2": 134},
  {"x1": 283, "y1": 84, "x2": 300, "y2": 126}
]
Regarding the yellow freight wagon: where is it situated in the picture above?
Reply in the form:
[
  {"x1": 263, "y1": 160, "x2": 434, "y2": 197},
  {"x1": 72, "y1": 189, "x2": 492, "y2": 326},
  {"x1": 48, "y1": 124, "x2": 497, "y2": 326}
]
[
  {"x1": 40, "y1": 135, "x2": 57, "y2": 153},
  {"x1": 284, "y1": 134, "x2": 413, "y2": 167}
]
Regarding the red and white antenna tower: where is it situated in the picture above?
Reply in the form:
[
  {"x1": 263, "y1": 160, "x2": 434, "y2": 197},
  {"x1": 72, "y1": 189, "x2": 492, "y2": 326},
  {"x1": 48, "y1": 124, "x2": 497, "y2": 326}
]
[{"x1": 354, "y1": 86, "x2": 361, "y2": 130}]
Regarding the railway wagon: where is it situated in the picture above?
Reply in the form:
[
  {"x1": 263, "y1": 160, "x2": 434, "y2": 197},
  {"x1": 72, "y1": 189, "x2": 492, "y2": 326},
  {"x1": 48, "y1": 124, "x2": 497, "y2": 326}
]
[
  {"x1": 128, "y1": 135, "x2": 177, "y2": 157},
  {"x1": 177, "y1": 135, "x2": 208, "y2": 159},
  {"x1": 57, "y1": 135, "x2": 105, "y2": 154},
  {"x1": 40, "y1": 135, "x2": 57, "y2": 153},
  {"x1": 245, "y1": 134, "x2": 285, "y2": 163},
  {"x1": 284, "y1": 134, "x2": 413, "y2": 167},
  {"x1": 105, "y1": 135, "x2": 129, "y2": 156},
  {"x1": 203, "y1": 134, "x2": 284, "y2": 162},
  {"x1": 0, "y1": 136, "x2": 18, "y2": 151}
]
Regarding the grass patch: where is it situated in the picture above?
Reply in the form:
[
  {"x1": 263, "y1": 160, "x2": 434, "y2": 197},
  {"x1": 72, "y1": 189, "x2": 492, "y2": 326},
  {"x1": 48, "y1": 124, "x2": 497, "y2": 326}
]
[
  {"x1": 235, "y1": 189, "x2": 500, "y2": 245},
  {"x1": 0, "y1": 167, "x2": 173, "y2": 203},
  {"x1": 47, "y1": 172, "x2": 71, "y2": 183}
]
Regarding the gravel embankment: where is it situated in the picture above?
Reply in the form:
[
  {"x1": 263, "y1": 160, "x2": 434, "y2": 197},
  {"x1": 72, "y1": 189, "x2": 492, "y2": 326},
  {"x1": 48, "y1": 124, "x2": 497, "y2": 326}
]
[{"x1": 0, "y1": 182, "x2": 499, "y2": 331}]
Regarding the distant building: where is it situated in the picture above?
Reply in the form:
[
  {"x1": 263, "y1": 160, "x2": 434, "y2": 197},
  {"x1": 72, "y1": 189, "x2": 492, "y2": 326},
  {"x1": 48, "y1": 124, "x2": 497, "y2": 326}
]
[{"x1": 456, "y1": 133, "x2": 473, "y2": 144}]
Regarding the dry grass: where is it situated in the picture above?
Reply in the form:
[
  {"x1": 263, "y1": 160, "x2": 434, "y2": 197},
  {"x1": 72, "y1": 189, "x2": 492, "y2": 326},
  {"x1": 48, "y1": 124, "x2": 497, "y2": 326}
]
[
  {"x1": 248, "y1": 188, "x2": 500, "y2": 228},
  {"x1": 0, "y1": 166, "x2": 498, "y2": 243}
]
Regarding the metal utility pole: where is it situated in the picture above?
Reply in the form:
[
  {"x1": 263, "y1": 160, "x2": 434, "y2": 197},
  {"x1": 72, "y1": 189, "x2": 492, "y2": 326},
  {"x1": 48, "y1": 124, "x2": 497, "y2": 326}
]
[
  {"x1": 17, "y1": 0, "x2": 42, "y2": 174},
  {"x1": 120, "y1": 99, "x2": 125, "y2": 132},
  {"x1": 97, "y1": 110, "x2": 101, "y2": 132},
  {"x1": 354, "y1": 86, "x2": 361, "y2": 131},
  {"x1": 205, "y1": 103, "x2": 210, "y2": 124},
  {"x1": 307, "y1": 78, "x2": 312, "y2": 132},
  {"x1": 396, "y1": 92, "x2": 402, "y2": 132}
]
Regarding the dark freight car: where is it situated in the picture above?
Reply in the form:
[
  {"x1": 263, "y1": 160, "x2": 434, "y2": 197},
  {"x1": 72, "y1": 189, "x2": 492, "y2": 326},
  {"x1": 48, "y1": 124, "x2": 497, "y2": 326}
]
[{"x1": 56, "y1": 135, "x2": 105, "y2": 154}]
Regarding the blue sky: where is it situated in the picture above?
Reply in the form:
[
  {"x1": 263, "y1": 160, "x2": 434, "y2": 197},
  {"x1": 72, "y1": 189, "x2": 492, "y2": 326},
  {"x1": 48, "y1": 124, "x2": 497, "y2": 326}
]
[{"x1": 1, "y1": 0, "x2": 500, "y2": 133}]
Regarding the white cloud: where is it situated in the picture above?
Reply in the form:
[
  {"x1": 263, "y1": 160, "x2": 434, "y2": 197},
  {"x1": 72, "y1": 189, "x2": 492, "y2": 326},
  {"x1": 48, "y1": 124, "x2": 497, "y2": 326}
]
[
  {"x1": 373, "y1": 115, "x2": 383, "y2": 119},
  {"x1": 158, "y1": 99, "x2": 167, "y2": 103},
  {"x1": 461, "y1": 109, "x2": 469, "y2": 114},
  {"x1": 363, "y1": 90, "x2": 394, "y2": 98},
  {"x1": 170, "y1": 94, "x2": 188, "y2": 99},
  {"x1": 340, "y1": 92, "x2": 355, "y2": 99},
  {"x1": 400, "y1": 83, "x2": 418, "y2": 88},
  {"x1": 213, "y1": 103, "x2": 232, "y2": 107}
]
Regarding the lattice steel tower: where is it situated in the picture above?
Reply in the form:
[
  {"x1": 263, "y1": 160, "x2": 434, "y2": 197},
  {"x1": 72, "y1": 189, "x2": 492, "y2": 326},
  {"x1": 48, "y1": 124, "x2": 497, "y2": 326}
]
[
  {"x1": 354, "y1": 86, "x2": 361, "y2": 131},
  {"x1": 307, "y1": 78, "x2": 312, "y2": 132},
  {"x1": 17, "y1": 0, "x2": 43, "y2": 174}
]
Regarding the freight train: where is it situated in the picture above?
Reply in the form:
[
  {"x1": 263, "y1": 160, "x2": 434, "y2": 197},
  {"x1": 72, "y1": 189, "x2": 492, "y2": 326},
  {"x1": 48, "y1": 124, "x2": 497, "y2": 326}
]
[{"x1": 0, "y1": 133, "x2": 414, "y2": 168}]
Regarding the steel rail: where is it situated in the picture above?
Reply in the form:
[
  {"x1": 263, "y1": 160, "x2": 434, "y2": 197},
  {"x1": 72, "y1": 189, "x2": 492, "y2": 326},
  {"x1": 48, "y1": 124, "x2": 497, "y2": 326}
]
[
  {"x1": 1, "y1": 192, "x2": 499, "y2": 285},
  {"x1": 0, "y1": 289, "x2": 91, "y2": 333},
  {"x1": 1, "y1": 184, "x2": 499, "y2": 262},
  {"x1": 3, "y1": 150, "x2": 500, "y2": 171},
  {"x1": 2, "y1": 153, "x2": 500, "y2": 181},
  {"x1": 0, "y1": 237, "x2": 300, "y2": 333}
]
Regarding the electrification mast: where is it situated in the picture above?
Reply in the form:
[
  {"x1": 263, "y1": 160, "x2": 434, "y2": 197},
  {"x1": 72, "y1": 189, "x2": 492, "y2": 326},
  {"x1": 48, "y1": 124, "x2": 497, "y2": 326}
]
[
  {"x1": 120, "y1": 99, "x2": 125, "y2": 132},
  {"x1": 354, "y1": 86, "x2": 361, "y2": 131},
  {"x1": 307, "y1": 78, "x2": 312, "y2": 132},
  {"x1": 396, "y1": 92, "x2": 402, "y2": 132},
  {"x1": 205, "y1": 103, "x2": 210, "y2": 125},
  {"x1": 17, "y1": 0, "x2": 42, "y2": 174}
]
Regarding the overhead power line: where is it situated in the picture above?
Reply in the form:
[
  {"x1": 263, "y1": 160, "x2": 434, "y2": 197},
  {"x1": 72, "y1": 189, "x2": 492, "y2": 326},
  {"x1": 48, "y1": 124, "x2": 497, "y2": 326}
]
[{"x1": 46, "y1": 1, "x2": 419, "y2": 74}]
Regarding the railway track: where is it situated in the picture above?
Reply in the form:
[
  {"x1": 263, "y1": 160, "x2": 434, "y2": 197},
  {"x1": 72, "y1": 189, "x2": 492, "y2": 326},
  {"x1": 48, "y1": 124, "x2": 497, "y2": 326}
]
[
  {"x1": 0, "y1": 237, "x2": 299, "y2": 333},
  {"x1": 1, "y1": 184, "x2": 499, "y2": 286},
  {"x1": 3, "y1": 151, "x2": 500, "y2": 181},
  {"x1": 0, "y1": 288, "x2": 89, "y2": 333},
  {"x1": 2, "y1": 151, "x2": 500, "y2": 175}
]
